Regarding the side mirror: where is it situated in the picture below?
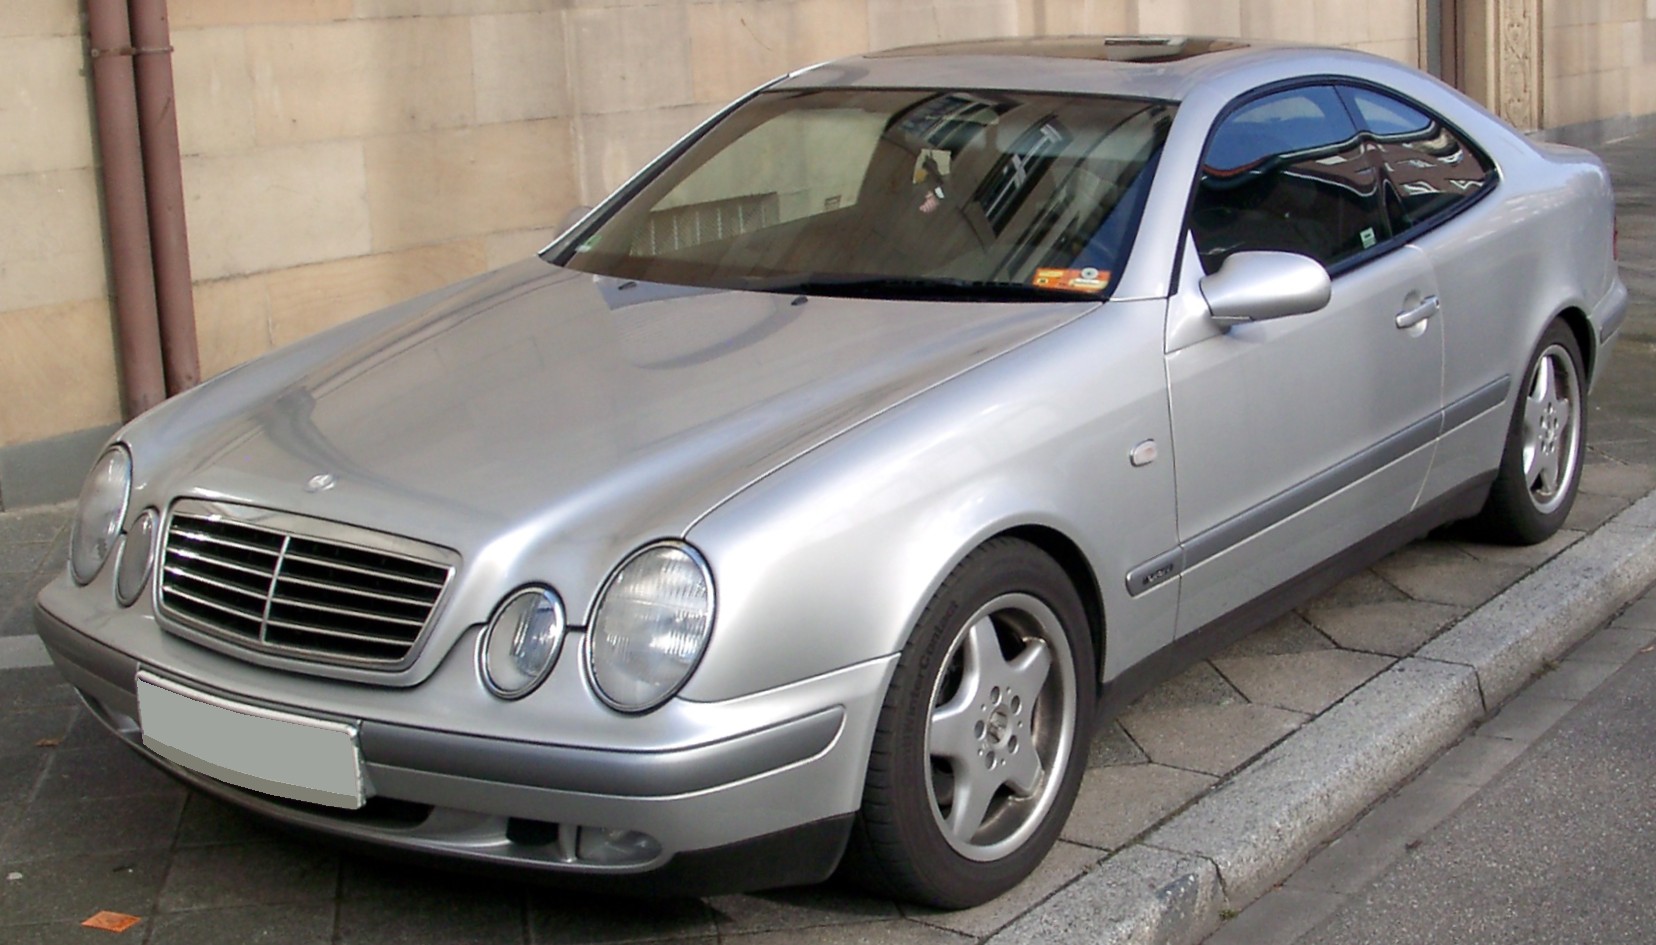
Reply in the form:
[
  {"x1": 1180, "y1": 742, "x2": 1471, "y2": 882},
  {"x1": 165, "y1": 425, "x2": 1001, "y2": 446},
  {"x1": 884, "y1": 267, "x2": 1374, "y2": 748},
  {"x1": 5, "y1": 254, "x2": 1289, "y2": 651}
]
[{"x1": 1199, "y1": 251, "x2": 1332, "y2": 327}]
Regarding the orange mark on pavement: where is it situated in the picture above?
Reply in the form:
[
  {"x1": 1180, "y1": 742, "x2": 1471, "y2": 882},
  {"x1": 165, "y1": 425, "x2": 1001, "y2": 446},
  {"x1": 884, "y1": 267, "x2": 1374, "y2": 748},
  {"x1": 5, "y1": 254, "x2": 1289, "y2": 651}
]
[{"x1": 81, "y1": 912, "x2": 142, "y2": 933}]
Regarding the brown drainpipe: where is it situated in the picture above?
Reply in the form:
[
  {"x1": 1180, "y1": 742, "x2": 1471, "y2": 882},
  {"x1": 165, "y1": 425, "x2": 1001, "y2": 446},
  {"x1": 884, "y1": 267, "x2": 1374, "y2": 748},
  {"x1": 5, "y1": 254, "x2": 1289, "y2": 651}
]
[
  {"x1": 129, "y1": 0, "x2": 200, "y2": 395},
  {"x1": 87, "y1": 0, "x2": 167, "y2": 418}
]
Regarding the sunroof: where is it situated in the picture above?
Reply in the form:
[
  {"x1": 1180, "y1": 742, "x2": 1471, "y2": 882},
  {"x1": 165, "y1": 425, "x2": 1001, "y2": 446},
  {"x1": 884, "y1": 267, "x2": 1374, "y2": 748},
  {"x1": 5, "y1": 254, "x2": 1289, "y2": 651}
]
[{"x1": 869, "y1": 36, "x2": 1252, "y2": 64}]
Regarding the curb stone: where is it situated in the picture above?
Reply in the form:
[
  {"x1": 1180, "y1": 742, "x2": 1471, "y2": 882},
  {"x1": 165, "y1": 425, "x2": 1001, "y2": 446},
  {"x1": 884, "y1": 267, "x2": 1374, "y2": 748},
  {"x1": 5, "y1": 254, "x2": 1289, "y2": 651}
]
[
  {"x1": 989, "y1": 487, "x2": 1656, "y2": 945},
  {"x1": 1144, "y1": 658, "x2": 1482, "y2": 908},
  {"x1": 987, "y1": 846, "x2": 1221, "y2": 945},
  {"x1": 1419, "y1": 491, "x2": 1656, "y2": 707}
]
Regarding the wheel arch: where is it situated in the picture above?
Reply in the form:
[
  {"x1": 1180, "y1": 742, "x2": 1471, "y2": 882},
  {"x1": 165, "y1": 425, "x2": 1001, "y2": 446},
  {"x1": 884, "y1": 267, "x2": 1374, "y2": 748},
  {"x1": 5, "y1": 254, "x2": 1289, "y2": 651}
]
[
  {"x1": 994, "y1": 524, "x2": 1107, "y2": 693},
  {"x1": 1555, "y1": 305, "x2": 1596, "y2": 383}
]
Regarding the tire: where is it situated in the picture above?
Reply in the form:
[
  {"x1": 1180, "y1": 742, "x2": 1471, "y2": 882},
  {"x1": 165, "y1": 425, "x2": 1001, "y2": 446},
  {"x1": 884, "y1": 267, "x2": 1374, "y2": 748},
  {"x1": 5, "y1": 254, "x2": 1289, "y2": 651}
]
[
  {"x1": 842, "y1": 538, "x2": 1094, "y2": 908},
  {"x1": 1468, "y1": 320, "x2": 1587, "y2": 545}
]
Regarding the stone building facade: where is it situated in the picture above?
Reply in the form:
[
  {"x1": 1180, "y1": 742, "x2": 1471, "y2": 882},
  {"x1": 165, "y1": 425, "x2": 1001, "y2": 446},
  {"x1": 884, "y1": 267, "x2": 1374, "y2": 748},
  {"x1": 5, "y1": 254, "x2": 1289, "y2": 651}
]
[{"x1": 0, "y1": 0, "x2": 1651, "y2": 505}]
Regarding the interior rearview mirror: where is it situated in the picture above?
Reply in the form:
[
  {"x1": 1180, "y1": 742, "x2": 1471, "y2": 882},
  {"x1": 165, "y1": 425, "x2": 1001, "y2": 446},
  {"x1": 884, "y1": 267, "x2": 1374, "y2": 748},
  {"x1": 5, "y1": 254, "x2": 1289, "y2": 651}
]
[{"x1": 1199, "y1": 251, "x2": 1332, "y2": 327}]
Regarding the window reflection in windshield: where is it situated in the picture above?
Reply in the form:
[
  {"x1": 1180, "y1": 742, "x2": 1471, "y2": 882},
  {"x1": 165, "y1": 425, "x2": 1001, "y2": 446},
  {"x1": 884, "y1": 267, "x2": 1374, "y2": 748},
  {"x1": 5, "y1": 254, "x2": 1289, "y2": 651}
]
[{"x1": 558, "y1": 89, "x2": 1174, "y2": 301}]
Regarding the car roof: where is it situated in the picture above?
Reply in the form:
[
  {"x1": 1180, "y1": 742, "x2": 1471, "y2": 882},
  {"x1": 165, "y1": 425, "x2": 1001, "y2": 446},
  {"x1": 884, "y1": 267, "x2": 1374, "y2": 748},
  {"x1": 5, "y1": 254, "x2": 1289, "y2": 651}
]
[{"x1": 770, "y1": 35, "x2": 1383, "y2": 102}]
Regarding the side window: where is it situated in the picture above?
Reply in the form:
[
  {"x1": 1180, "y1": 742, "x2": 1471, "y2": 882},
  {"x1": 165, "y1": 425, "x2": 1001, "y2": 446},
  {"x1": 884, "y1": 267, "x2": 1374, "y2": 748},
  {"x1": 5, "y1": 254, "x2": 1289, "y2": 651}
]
[
  {"x1": 1189, "y1": 86, "x2": 1387, "y2": 273},
  {"x1": 1342, "y1": 87, "x2": 1496, "y2": 234}
]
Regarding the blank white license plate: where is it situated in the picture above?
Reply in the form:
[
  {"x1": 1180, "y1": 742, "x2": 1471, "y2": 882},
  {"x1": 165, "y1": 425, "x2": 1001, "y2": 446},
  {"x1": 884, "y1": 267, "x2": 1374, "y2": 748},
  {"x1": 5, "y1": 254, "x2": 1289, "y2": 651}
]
[{"x1": 136, "y1": 671, "x2": 366, "y2": 809}]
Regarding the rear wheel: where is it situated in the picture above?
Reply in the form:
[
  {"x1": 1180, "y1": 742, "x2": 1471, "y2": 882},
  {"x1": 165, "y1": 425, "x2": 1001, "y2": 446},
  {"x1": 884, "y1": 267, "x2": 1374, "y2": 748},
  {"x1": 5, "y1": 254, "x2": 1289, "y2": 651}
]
[
  {"x1": 1469, "y1": 321, "x2": 1586, "y2": 544},
  {"x1": 843, "y1": 538, "x2": 1093, "y2": 908}
]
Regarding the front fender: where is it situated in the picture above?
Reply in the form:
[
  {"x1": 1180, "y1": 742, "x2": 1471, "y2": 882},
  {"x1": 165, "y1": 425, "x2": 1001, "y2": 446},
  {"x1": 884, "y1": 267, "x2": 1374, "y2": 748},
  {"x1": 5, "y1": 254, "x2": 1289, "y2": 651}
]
[{"x1": 680, "y1": 299, "x2": 1179, "y2": 703}]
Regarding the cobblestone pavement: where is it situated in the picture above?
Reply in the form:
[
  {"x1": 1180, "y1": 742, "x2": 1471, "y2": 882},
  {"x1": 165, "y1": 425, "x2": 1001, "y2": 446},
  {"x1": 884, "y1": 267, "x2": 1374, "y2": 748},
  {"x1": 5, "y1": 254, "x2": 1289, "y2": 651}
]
[{"x1": 3, "y1": 130, "x2": 1654, "y2": 944}]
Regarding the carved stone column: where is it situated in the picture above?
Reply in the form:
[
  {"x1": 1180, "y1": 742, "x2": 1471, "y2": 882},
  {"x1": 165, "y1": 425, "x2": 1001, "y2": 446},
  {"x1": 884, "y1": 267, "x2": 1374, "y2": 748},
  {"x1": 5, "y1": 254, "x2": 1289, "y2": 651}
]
[
  {"x1": 1460, "y1": 0, "x2": 1541, "y2": 130},
  {"x1": 1496, "y1": 0, "x2": 1541, "y2": 130}
]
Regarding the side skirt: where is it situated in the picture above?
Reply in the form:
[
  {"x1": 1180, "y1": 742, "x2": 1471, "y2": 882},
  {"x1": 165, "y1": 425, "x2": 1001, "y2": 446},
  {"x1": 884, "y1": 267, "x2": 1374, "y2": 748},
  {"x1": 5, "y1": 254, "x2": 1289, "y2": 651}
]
[{"x1": 1094, "y1": 472, "x2": 1495, "y2": 720}]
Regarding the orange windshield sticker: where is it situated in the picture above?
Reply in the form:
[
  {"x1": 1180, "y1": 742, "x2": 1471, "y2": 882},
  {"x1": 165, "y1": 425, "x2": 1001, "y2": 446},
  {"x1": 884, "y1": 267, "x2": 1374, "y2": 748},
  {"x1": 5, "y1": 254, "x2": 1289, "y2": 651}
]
[{"x1": 1032, "y1": 268, "x2": 1110, "y2": 292}]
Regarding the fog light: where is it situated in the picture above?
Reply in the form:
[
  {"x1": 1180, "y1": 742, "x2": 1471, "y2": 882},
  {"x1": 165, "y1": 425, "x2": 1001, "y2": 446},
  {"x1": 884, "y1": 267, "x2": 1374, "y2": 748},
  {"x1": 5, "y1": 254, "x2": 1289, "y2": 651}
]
[
  {"x1": 576, "y1": 826, "x2": 661, "y2": 866},
  {"x1": 114, "y1": 508, "x2": 158, "y2": 607}
]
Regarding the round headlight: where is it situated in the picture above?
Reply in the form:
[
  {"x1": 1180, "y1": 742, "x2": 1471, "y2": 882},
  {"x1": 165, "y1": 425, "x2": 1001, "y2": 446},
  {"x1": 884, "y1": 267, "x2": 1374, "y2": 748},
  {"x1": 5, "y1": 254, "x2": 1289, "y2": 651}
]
[
  {"x1": 586, "y1": 542, "x2": 715, "y2": 713},
  {"x1": 70, "y1": 446, "x2": 132, "y2": 585},
  {"x1": 114, "y1": 508, "x2": 159, "y2": 606},
  {"x1": 479, "y1": 588, "x2": 567, "y2": 699}
]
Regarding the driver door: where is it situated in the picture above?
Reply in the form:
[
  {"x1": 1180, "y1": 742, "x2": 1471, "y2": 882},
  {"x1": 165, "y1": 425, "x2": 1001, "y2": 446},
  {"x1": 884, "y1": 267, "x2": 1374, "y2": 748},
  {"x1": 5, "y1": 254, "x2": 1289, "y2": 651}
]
[{"x1": 1165, "y1": 85, "x2": 1445, "y2": 635}]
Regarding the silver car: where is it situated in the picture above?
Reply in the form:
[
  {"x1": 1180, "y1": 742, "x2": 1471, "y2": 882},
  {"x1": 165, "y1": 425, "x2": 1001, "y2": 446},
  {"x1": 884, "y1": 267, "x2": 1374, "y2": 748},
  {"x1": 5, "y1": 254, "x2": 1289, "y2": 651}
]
[{"x1": 36, "y1": 36, "x2": 1624, "y2": 907}]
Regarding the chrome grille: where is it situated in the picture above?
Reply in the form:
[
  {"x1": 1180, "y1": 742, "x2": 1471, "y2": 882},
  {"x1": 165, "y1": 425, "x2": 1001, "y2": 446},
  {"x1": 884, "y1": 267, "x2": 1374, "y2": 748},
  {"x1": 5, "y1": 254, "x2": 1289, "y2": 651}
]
[{"x1": 157, "y1": 501, "x2": 455, "y2": 668}]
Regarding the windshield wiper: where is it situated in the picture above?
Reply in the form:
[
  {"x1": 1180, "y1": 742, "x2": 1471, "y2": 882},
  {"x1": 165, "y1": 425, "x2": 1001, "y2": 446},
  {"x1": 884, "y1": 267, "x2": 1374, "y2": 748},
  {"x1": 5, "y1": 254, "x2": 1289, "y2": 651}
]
[{"x1": 746, "y1": 275, "x2": 1102, "y2": 303}]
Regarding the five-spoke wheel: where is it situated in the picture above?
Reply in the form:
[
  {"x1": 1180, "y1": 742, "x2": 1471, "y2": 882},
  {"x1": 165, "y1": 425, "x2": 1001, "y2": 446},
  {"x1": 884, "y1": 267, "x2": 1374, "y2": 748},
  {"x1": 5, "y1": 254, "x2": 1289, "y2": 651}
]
[
  {"x1": 843, "y1": 538, "x2": 1092, "y2": 908},
  {"x1": 925, "y1": 593, "x2": 1077, "y2": 862},
  {"x1": 1518, "y1": 339, "x2": 1583, "y2": 516},
  {"x1": 1470, "y1": 320, "x2": 1586, "y2": 544}
]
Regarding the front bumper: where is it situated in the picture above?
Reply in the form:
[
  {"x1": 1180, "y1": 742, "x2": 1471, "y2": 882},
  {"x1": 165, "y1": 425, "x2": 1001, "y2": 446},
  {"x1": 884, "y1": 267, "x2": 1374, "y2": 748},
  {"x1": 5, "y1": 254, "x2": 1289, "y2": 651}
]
[{"x1": 35, "y1": 597, "x2": 895, "y2": 895}]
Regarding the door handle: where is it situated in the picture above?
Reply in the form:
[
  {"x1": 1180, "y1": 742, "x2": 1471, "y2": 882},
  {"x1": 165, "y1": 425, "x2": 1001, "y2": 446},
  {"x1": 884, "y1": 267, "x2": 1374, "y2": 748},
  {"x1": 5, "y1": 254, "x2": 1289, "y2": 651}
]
[{"x1": 1395, "y1": 295, "x2": 1440, "y2": 329}]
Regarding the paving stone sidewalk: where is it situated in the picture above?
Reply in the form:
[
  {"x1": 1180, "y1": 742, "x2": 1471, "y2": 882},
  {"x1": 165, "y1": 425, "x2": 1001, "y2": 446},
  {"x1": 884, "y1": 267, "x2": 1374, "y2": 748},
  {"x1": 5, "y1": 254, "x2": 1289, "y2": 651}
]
[{"x1": 3, "y1": 129, "x2": 1655, "y2": 944}]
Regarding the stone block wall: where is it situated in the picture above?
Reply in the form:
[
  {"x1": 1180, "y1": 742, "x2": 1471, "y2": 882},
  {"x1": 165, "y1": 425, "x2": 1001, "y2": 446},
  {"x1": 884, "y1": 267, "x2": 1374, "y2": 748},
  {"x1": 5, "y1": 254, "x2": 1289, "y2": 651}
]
[
  {"x1": 0, "y1": 4, "x2": 118, "y2": 454},
  {"x1": 1542, "y1": 0, "x2": 1656, "y2": 128},
  {"x1": 169, "y1": 2, "x2": 579, "y2": 383}
]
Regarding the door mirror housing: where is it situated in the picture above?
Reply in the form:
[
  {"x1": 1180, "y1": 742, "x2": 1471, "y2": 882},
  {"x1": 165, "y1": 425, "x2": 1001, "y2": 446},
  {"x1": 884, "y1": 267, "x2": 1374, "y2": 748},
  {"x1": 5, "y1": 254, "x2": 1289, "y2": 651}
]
[{"x1": 1200, "y1": 251, "x2": 1332, "y2": 327}]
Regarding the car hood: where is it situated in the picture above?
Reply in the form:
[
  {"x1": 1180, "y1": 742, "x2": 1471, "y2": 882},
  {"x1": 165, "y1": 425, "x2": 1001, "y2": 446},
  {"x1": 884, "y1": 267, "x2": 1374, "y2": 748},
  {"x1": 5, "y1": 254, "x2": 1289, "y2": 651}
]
[{"x1": 141, "y1": 258, "x2": 1091, "y2": 621}]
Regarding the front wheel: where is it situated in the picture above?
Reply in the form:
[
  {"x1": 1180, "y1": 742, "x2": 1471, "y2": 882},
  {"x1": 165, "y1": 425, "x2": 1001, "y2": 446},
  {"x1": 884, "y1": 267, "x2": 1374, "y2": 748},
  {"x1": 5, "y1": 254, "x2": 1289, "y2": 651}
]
[
  {"x1": 1468, "y1": 320, "x2": 1586, "y2": 544},
  {"x1": 842, "y1": 538, "x2": 1094, "y2": 908}
]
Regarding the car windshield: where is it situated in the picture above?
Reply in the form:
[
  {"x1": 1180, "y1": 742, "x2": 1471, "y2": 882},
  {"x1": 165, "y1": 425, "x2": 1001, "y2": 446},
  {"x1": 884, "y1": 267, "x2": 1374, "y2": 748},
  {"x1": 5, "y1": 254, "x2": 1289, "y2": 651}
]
[{"x1": 554, "y1": 88, "x2": 1175, "y2": 301}]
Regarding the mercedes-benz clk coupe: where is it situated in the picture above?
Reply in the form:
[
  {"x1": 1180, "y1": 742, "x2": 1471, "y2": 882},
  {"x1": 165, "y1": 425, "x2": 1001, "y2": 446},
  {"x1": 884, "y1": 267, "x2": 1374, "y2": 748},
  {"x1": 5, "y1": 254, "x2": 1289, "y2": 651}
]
[{"x1": 37, "y1": 37, "x2": 1624, "y2": 907}]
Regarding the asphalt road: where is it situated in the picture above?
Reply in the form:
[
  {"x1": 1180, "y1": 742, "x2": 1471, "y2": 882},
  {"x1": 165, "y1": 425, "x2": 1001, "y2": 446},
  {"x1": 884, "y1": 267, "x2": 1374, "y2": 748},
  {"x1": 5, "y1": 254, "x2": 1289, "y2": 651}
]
[{"x1": 1283, "y1": 623, "x2": 1656, "y2": 944}]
